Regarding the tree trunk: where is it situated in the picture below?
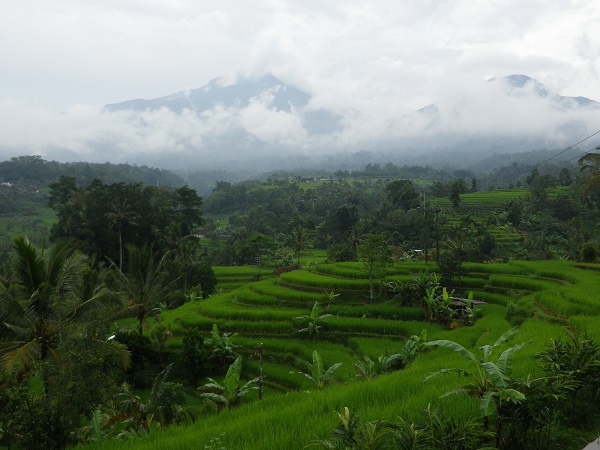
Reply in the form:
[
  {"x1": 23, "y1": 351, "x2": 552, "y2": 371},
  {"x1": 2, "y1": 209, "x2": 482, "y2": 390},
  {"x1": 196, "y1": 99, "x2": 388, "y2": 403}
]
[
  {"x1": 138, "y1": 310, "x2": 145, "y2": 335},
  {"x1": 495, "y1": 403, "x2": 504, "y2": 449}
]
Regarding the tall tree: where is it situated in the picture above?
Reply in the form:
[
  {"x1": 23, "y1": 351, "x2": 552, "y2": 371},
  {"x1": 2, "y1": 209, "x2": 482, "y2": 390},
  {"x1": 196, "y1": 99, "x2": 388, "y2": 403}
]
[
  {"x1": 449, "y1": 178, "x2": 468, "y2": 208},
  {"x1": 358, "y1": 234, "x2": 392, "y2": 300},
  {"x1": 289, "y1": 223, "x2": 313, "y2": 267},
  {"x1": 112, "y1": 245, "x2": 174, "y2": 335},
  {"x1": 579, "y1": 148, "x2": 600, "y2": 192},
  {"x1": 106, "y1": 200, "x2": 137, "y2": 272},
  {"x1": 385, "y1": 179, "x2": 419, "y2": 211}
]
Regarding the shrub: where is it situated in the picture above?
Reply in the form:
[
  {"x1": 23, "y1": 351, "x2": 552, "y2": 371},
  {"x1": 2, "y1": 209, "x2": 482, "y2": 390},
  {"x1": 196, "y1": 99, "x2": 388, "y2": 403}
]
[
  {"x1": 581, "y1": 242, "x2": 597, "y2": 262},
  {"x1": 505, "y1": 301, "x2": 533, "y2": 325},
  {"x1": 180, "y1": 327, "x2": 212, "y2": 384},
  {"x1": 114, "y1": 331, "x2": 158, "y2": 388}
]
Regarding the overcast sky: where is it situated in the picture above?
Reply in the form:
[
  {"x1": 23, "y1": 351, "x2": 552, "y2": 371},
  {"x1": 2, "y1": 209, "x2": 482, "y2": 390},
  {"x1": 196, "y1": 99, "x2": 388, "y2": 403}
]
[{"x1": 1, "y1": 0, "x2": 600, "y2": 165}]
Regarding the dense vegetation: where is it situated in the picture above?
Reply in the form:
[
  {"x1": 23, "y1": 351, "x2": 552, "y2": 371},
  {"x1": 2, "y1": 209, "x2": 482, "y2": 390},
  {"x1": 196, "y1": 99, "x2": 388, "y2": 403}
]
[{"x1": 1, "y1": 150, "x2": 600, "y2": 449}]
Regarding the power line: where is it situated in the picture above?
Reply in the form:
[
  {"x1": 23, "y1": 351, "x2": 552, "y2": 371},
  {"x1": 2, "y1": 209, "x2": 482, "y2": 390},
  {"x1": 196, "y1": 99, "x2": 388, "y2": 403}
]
[
  {"x1": 565, "y1": 144, "x2": 600, "y2": 164},
  {"x1": 533, "y1": 129, "x2": 600, "y2": 168}
]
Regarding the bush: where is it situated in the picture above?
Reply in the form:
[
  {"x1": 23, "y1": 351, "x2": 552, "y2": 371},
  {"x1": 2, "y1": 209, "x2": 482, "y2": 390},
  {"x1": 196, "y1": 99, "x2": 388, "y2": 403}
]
[
  {"x1": 581, "y1": 242, "x2": 597, "y2": 262},
  {"x1": 438, "y1": 251, "x2": 466, "y2": 284},
  {"x1": 114, "y1": 331, "x2": 158, "y2": 388},
  {"x1": 180, "y1": 327, "x2": 212, "y2": 384},
  {"x1": 505, "y1": 301, "x2": 533, "y2": 325},
  {"x1": 327, "y1": 243, "x2": 356, "y2": 262}
]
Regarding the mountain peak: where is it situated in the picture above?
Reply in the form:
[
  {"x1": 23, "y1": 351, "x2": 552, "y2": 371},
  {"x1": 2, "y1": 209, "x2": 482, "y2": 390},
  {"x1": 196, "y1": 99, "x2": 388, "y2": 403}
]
[
  {"x1": 489, "y1": 74, "x2": 550, "y2": 97},
  {"x1": 105, "y1": 73, "x2": 308, "y2": 114}
]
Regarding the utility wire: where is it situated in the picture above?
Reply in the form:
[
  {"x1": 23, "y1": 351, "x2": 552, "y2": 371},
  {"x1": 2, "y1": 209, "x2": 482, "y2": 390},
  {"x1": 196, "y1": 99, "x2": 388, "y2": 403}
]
[
  {"x1": 532, "y1": 129, "x2": 600, "y2": 169},
  {"x1": 565, "y1": 144, "x2": 600, "y2": 164}
]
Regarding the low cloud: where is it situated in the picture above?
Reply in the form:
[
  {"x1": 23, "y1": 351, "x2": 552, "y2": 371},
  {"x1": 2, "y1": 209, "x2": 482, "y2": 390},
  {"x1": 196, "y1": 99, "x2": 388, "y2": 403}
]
[{"x1": 1, "y1": 75, "x2": 599, "y2": 170}]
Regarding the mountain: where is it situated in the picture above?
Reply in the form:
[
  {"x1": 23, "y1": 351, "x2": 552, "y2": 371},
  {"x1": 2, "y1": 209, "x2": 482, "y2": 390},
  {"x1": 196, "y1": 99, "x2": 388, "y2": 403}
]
[
  {"x1": 99, "y1": 73, "x2": 600, "y2": 172},
  {"x1": 106, "y1": 74, "x2": 342, "y2": 136},
  {"x1": 489, "y1": 74, "x2": 600, "y2": 109},
  {"x1": 418, "y1": 74, "x2": 599, "y2": 117}
]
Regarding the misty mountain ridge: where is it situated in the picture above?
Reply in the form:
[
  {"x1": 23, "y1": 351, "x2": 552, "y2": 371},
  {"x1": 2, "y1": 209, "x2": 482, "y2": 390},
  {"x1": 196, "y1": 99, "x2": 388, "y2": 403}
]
[
  {"x1": 418, "y1": 74, "x2": 599, "y2": 116},
  {"x1": 89, "y1": 73, "x2": 600, "y2": 172},
  {"x1": 490, "y1": 74, "x2": 599, "y2": 108},
  {"x1": 106, "y1": 74, "x2": 343, "y2": 136}
]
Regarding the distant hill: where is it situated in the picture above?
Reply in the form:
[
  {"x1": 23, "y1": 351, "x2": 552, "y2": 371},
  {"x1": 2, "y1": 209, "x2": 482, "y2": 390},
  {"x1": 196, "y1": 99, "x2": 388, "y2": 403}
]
[{"x1": 0, "y1": 156, "x2": 184, "y2": 187}]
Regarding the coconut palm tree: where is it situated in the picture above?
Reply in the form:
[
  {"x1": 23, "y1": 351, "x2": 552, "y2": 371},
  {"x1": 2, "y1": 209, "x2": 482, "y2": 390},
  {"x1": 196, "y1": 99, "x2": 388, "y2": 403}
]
[
  {"x1": 579, "y1": 147, "x2": 600, "y2": 193},
  {"x1": 289, "y1": 223, "x2": 313, "y2": 267},
  {"x1": 111, "y1": 244, "x2": 174, "y2": 336},
  {"x1": 0, "y1": 236, "x2": 109, "y2": 393},
  {"x1": 106, "y1": 200, "x2": 136, "y2": 272}
]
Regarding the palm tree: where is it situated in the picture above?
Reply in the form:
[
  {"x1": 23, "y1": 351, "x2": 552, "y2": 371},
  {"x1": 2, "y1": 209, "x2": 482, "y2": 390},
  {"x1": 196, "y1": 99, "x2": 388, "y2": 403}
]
[
  {"x1": 289, "y1": 224, "x2": 313, "y2": 267},
  {"x1": 425, "y1": 327, "x2": 526, "y2": 448},
  {"x1": 0, "y1": 236, "x2": 108, "y2": 393},
  {"x1": 198, "y1": 356, "x2": 258, "y2": 413},
  {"x1": 105, "y1": 364, "x2": 184, "y2": 433},
  {"x1": 579, "y1": 147, "x2": 600, "y2": 192},
  {"x1": 106, "y1": 200, "x2": 136, "y2": 272},
  {"x1": 111, "y1": 244, "x2": 174, "y2": 336}
]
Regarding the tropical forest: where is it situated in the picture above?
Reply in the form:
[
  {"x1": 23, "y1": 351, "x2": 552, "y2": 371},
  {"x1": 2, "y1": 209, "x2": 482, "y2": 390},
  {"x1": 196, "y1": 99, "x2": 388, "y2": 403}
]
[{"x1": 1, "y1": 150, "x2": 600, "y2": 450}]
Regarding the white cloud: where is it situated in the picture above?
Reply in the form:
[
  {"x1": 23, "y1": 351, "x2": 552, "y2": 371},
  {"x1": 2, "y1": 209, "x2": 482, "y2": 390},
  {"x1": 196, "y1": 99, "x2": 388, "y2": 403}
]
[{"x1": 1, "y1": 0, "x2": 600, "y2": 167}]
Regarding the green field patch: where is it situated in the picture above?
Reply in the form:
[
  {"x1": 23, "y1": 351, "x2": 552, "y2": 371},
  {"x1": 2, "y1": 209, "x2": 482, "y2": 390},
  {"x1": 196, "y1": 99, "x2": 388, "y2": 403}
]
[
  {"x1": 451, "y1": 276, "x2": 487, "y2": 289},
  {"x1": 463, "y1": 262, "x2": 529, "y2": 275},
  {"x1": 252, "y1": 279, "x2": 328, "y2": 303},
  {"x1": 330, "y1": 303, "x2": 423, "y2": 321},
  {"x1": 280, "y1": 270, "x2": 372, "y2": 290},
  {"x1": 486, "y1": 274, "x2": 562, "y2": 291},
  {"x1": 193, "y1": 295, "x2": 303, "y2": 322},
  {"x1": 469, "y1": 290, "x2": 512, "y2": 305},
  {"x1": 326, "y1": 317, "x2": 429, "y2": 336}
]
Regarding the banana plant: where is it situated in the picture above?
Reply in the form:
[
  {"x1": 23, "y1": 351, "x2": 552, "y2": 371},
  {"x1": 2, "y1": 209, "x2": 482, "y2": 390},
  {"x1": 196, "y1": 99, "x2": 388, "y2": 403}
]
[
  {"x1": 296, "y1": 302, "x2": 332, "y2": 340},
  {"x1": 299, "y1": 350, "x2": 342, "y2": 389},
  {"x1": 198, "y1": 356, "x2": 258, "y2": 413},
  {"x1": 425, "y1": 326, "x2": 526, "y2": 448},
  {"x1": 206, "y1": 323, "x2": 239, "y2": 370},
  {"x1": 354, "y1": 354, "x2": 377, "y2": 380}
]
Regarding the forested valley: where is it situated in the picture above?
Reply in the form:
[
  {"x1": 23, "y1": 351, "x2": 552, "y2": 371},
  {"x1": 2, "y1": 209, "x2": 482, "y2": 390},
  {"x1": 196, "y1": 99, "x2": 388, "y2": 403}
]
[{"x1": 1, "y1": 152, "x2": 600, "y2": 449}]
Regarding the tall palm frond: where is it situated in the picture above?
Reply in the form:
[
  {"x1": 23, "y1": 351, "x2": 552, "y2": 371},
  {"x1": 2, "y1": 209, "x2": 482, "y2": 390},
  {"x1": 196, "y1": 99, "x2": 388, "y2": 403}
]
[
  {"x1": 0, "y1": 236, "x2": 111, "y2": 380},
  {"x1": 111, "y1": 244, "x2": 175, "y2": 335}
]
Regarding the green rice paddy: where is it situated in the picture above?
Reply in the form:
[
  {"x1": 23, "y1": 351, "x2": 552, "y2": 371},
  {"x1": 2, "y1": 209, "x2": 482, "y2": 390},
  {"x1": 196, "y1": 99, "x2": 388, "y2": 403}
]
[{"x1": 88, "y1": 258, "x2": 600, "y2": 450}]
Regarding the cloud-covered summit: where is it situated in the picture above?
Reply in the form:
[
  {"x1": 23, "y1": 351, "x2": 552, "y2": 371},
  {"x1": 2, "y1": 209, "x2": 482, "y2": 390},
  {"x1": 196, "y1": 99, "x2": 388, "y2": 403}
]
[
  {"x1": 490, "y1": 74, "x2": 599, "y2": 108},
  {"x1": 105, "y1": 74, "x2": 343, "y2": 136},
  {"x1": 1, "y1": 73, "x2": 599, "y2": 172}
]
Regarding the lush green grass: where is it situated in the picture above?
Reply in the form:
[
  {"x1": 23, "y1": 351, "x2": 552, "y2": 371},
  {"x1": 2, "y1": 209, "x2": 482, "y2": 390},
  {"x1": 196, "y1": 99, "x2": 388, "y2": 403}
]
[{"x1": 88, "y1": 259, "x2": 600, "y2": 450}]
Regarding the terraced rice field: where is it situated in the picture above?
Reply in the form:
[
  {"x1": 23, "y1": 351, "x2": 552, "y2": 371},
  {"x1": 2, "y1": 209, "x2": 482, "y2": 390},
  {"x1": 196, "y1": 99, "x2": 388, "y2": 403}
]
[
  {"x1": 161, "y1": 259, "x2": 600, "y2": 394},
  {"x1": 91, "y1": 258, "x2": 600, "y2": 450},
  {"x1": 430, "y1": 187, "x2": 572, "y2": 254}
]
